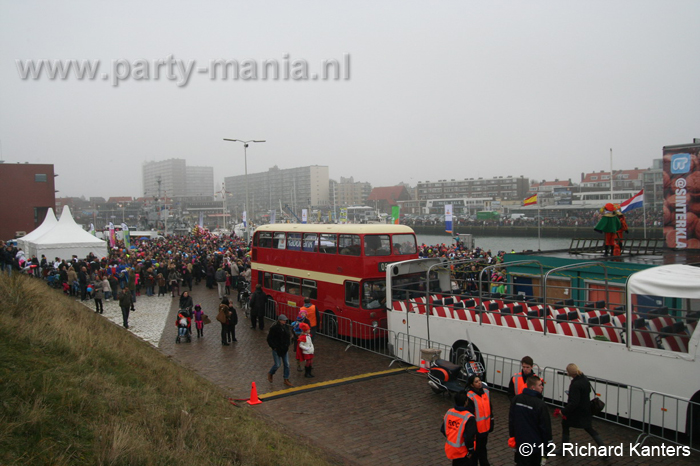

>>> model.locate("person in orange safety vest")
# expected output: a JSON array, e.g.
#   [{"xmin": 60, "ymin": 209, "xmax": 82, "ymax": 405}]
[
  {"xmin": 441, "ymin": 392, "xmax": 477, "ymax": 465},
  {"xmin": 466, "ymin": 375, "xmax": 494, "ymax": 466},
  {"xmin": 508, "ymin": 355, "xmax": 536, "ymax": 401},
  {"xmin": 300, "ymin": 297, "xmax": 319, "ymax": 337}
]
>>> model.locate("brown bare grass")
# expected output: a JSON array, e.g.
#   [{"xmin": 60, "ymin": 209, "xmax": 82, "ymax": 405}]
[{"xmin": 0, "ymin": 274, "xmax": 337, "ymax": 466}]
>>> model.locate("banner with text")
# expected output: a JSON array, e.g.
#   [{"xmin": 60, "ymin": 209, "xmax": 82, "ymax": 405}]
[
  {"xmin": 445, "ymin": 204, "xmax": 453, "ymax": 234},
  {"xmin": 663, "ymin": 145, "xmax": 700, "ymax": 249}
]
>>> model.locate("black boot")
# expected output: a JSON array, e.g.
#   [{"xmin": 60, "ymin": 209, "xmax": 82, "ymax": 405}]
[
  {"xmin": 308, "ymin": 366, "xmax": 315, "ymax": 378},
  {"xmin": 304, "ymin": 366, "xmax": 312, "ymax": 378}
]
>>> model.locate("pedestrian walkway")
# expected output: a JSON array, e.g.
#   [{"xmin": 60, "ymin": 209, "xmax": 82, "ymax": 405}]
[
  {"xmin": 82, "ymin": 283, "xmax": 700, "ymax": 465},
  {"xmin": 81, "ymin": 294, "xmax": 173, "ymax": 346}
]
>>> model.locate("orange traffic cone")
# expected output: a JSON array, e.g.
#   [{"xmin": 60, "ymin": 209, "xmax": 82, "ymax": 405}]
[
  {"xmin": 417, "ymin": 359, "xmax": 429, "ymax": 373},
  {"xmin": 247, "ymin": 382, "xmax": 263, "ymax": 405}
]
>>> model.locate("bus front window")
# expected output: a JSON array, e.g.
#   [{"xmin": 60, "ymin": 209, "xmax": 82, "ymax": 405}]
[
  {"xmin": 391, "ymin": 234, "xmax": 417, "ymax": 255},
  {"xmin": 363, "ymin": 280, "xmax": 386, "ymax": 309},
  {"xmin": 364, "ymin": 235, "xmax": 390, "ymax": 256}
]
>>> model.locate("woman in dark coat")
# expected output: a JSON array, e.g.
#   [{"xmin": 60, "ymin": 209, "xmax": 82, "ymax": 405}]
[{"xmin": 559, "ymin": 363, "xmax": 606, "ymax": 447}]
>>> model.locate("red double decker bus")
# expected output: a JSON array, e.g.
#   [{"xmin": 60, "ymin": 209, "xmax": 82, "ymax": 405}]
[{"xmin": 251, "ymin": 224, "xmax": 418, "ymax": 338}]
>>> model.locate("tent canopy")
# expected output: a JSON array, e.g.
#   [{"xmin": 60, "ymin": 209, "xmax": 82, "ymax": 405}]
[
  {"xmin": 17, "ymin": 208, "xmax": 57, "ymax": 253},
  {"xmin": 28, "ymin": 206, "xmax": 107, "ymax": 260},
  {"xmin": 627, "ymin": 264, "xmax": 700, "ymax": 301}
]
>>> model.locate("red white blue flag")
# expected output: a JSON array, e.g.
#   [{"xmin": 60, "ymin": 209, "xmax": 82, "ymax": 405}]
[{"xmin": 620, "ymin": 189, "xmax": 644, "ymax": 213}]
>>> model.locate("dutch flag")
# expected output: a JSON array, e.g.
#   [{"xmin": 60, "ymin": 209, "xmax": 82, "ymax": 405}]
[{"xmin": 620, "ymin": 189, "xmax": 644, "ymax": 213}]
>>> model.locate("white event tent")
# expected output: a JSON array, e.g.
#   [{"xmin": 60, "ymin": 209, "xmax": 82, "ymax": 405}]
[
  {"xmin": 17, "ymin": 207, "xmax": 57, "ymax": 254},
  {"xmin": 27, "ymin": 205, "xmax": 107, "ymax": 260}
]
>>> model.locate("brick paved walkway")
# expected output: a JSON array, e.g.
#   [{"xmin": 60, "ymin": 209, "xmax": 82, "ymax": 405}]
[{"xmin": 89, "ymin": 283, "xmax": 700, "ymax": 465}]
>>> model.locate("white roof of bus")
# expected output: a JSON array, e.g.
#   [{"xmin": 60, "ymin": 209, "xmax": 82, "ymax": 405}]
[
  {"xmin": 254, "ymin": 224, "xmax": 415, "ymax": 235},
  {"xmin": 627, "ymin": 264, "xmax": 700, "ymax": 300}
]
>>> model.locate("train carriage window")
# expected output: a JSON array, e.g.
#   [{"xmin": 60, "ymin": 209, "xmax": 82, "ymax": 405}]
[
  {"xmin": 258, "ymin": 232, "xmax": 273, "ymax": 248},
  {"xmin": 302, "ymin": 233, "xmax": 318, "ymax": 252},
  {"xmin": 287, "ymin": 276, "xmax": 301, "ymax": 295},
  {"xmin": 391, "ymin": 234, "xmax": 417, "ymax": 255},
  {"xmin": 339, "ymin": 234, "xmax": 361, "ymax": 256},
  {"xmin": 264, "ymin": 272, "xmax": 272, "ymax": 289},
  {"xmin": 273, "ymin": 232, "xmax": 286, "ymax": 249},
  {"xmin": 272, "ymin": 274, "xmax": 285, "ymax": 292},
  {"xmin": 345, "ymin": 281, "xmax": 360, "ymax": 307},
  {"xmin": 287, "ymin": 233, "xmax": 302, "ymax": 251},
  {"xmin": 302, "ymin": 279, "xmax": 317, "ymax": 299},
  {"xmin": 319, "ymin": 234, "xmax": 337, "ymax": 254},
  {"xmin": 364, "ymin": 235, "xmax": 391, "ymax": 256}
]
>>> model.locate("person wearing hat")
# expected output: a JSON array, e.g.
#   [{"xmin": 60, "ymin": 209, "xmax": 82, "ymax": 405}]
[
  {"xmin": 266, "ymin": 314, "xmax": 293, "ymax": 387},
  {"xmin": 297, "ymin": 323, "xmax": 315, "ymax": 378},
  {"xmin": 300, "ymin": 297, "xmax": 319, "ymax": 337}
]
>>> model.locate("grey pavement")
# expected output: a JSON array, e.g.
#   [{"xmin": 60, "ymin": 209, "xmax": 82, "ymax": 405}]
[{"xmin": 84, "ymin": 283, "xmax": 700, "ymax": 465}]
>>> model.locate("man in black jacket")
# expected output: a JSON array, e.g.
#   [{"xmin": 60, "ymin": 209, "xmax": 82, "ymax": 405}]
[
  {"xmin": 509, "ymin": 376, "xmax": 552, "ymax": 466},
  {"xmin": 266, "ymin": 314, "xmax": 292, "ymax": 387},
  {"xmin": 249, "ymin": 284, "xmax": 266, "ymax": 330}
]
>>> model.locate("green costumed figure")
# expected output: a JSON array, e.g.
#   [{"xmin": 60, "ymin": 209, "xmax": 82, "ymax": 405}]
[{"xmin": 594, "ymin": 203, "xmax": 623, "ymax": 256}]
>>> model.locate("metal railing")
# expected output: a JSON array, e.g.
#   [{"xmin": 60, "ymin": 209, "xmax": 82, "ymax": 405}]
[
  {"xmin": 264, "ymin": 298, "xmax": 399, "ymax": 361},
  {"xmin": 644, "ymin": 392, "xmax": 700, "ymax": 452},
  {"xmin": 540, "ymin": 366, "xmax": 648, "ymax": 433},
  {"xmin": 568, "ymin": 237, "xmax": 664, "ymax": 255}
]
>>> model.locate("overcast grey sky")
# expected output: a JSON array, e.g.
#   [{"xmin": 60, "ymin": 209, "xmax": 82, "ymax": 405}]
[{"xmin": 1, "ymin": 0, "xmax": 699, "ymax": 199}]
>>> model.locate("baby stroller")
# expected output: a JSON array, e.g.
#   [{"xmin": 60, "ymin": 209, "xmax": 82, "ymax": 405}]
[
  {"xmin": 237, "ymin": 279, "xmax": 251, "ymax": 318},
  {"xmin": 175, "ymin": 311, "xmax": 192, "ymax": 343}
]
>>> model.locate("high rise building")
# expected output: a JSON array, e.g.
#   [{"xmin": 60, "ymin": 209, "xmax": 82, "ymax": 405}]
[
  {"xmin": 332, "ymin": 176, "xmax": 372, "ymax": 207},
  {"xmin": 224, "ymin": 165, "xmax": 329, "ymax": 217},
  {"xmin": 142, "ymin": 159, "xmax": 214, "ymax": 199},
  {"xmin": 417, "ymin": 176, "xmax": 530, "ymax": 201},
  {"xmin": 186, "ymin": 166, "xmax": 215, "ymax": 198}
]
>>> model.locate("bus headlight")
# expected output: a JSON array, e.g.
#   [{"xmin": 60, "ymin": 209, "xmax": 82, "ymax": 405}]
[{"xmin": 372, "ymin": 321, "xmax": 379, "ymax": 333}]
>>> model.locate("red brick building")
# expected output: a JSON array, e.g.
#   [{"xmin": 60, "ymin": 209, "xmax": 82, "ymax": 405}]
[{"xmin": 0, "ymin": 163, "xmax": 56, "ymax": 240}]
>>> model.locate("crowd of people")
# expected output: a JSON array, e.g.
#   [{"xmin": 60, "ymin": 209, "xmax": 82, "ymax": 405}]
[{"xmin": 403, "ymin": 207, "xmax": 662, "ymax": 229}]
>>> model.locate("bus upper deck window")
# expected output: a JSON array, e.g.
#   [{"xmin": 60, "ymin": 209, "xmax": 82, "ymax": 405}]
[
  {"xmin": 364, "ymin": 235, "xmax": 390, "ymax": 256},
  {"xmin": 287, "ymin": 233, "xmax": 302, "ymax": 251},
  {"xmin": 320, "ymin": 234, "xmax": 337, "ymax": 254},
  {"xmin": 273, "ymin": 232, "xmax": 286, "ymax": 249},
  {"xmin": 259, "ymin": 232, "xmax": 272, "ymax": 248},
  {"xmin": 302, "ymin": 233, "xmax": 318, "ymax": 252},
  {"xmin": 391, "ymin": 234, "xmax": 417, "ymax": 255},
  {"xmin": 339, "ymin": 234, "xmax": 360, "ymax": 256}
]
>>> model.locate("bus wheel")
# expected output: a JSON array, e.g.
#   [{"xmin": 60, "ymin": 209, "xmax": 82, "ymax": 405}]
[{"xmin": 323, "ymin": 312, "xmax": 338, "ymax": 338}]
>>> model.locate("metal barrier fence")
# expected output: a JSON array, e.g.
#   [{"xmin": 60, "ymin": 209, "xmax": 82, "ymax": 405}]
[
  {"xmin": 264, "ymin": 298, "xmax": 398, "ymax": 361},
  {"xmin": 540, "ymin": 366, "xmax": 648, "ymax": 434},
  {"xmin": 392, "ymin": 332, "xmax": 454, "ymax": 368},
  {"xmin": 264, "ymin": 297, "xmax": 699, "ymax": 452},
  {"xmin": 645, "ymin": 392, "xmax": 700, "ymax": 452}
]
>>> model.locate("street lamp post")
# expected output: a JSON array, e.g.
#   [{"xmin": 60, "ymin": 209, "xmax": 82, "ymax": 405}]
[{"xmin": 223, "ymin": 138, "xmax": 266, "ymax": 242}]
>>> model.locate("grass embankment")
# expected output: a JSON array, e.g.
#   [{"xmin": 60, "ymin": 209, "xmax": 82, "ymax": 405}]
[{"xmin": 0, "ymin": 274, "xmax": 335, "ymax": 466}]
